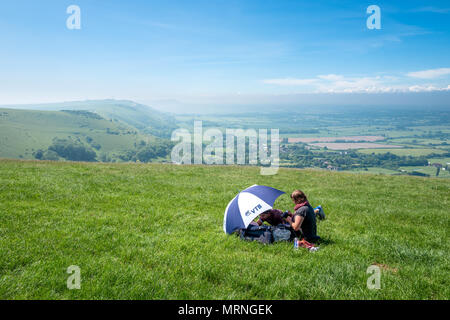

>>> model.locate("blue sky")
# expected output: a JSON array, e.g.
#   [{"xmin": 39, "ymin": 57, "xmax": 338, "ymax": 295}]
[{"xmin": 0, "ymin": 0, "xmax": 449, "ymax": 109}]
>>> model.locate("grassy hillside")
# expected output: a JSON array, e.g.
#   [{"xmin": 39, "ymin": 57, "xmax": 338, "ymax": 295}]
[
  {"xmin": 3, "ymin": 100, "xmax": 176, "ymax": 138},
  {"xmin": 0, "ymin": 108, "xmax": 154, "ymax": 160},
  {"xmin": 0, "ymin": 159, "xmax": 448, "ymax": 299}
]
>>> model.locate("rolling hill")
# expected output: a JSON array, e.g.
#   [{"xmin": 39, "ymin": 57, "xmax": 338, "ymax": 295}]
[
  {"xmin": 3, "ymin": 100, "xmax": 177, "ymax": 138},
  {"xmin": 0, "ymin": 159, "xmax": 448, "ymax": 299},
  {"xmin": 0, "ymin": 100, "xmax": 178, "ymax": 161},
  {"xmin": 0, "ymin": 108, "xmax": 159, "ymax": 160}
]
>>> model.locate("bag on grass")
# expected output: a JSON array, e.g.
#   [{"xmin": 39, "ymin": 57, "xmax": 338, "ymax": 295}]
[
  {"xmin": 272, "ymin": 225, "xmax": 294, "ymax": 242},
  {"xmin": 239, "ymin": 225, "xmax": 273, "ymax": 244}
]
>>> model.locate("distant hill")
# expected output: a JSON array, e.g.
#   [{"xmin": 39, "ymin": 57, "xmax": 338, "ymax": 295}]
[
  {"xmin": 2, "ymin": 100, "xmax": 177, "ymax": 138},
  {"xmin": 0, "ymin": 107, "xmax": 161, "ymax": 161}
]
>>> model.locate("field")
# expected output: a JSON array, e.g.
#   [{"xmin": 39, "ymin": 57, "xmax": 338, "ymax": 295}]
[
  {"xmin": 399, "ymin": 166, "xmax": 450, "ymax": 178},
  {"xmin": 351, "ymin": 167, "xmax": 402, "ymax": 175},
  {"xmin": 358, "ymin": 148, "xmax": 448, "ymax": 157},
  {"xmin": 352, "ymin": 166, "xmax": 450, "ymax": 178},
  {"xmin": 0, "ymin": 159, "xmax": 449, "ymax": 299},
  {"xmin": 287, "ymin": 136, "xmax": 385, "ymax": 143},
  {"xmin": 428, "ymin": 158, "xmax": 450, "ymax": 166},
  {"xmin": 308, "ymin": 143, "xmax": 402, "ymax": 150},
  {"xmin": 386, "ymin": 138, "xmax": 449, "ymax": 146}
]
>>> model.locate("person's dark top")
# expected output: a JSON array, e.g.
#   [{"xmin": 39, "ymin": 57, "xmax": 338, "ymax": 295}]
[
  {"xmin": 293, "ymin": 204, "xmax": 319, "ymax": 242},
  {"xmin": 258, "ymin": 209, "xmax": 285, "ymax": 226}
]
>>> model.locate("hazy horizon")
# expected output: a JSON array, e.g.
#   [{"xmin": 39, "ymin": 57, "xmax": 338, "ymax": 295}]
[{"xmin": 1, "ymin": 93, "xmax": 449, "ymax": 115}]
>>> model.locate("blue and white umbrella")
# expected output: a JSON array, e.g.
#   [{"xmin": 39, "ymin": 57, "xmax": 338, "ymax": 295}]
[{"xmin": 223, "ymin": 185, "xmax": 285, "ymax": 234}]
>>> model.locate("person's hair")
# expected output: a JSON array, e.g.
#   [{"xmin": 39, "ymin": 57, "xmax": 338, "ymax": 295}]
[
  {"xmin": 291, "ymin": 190, "xmax": 308, "ymax": 204},
  {"xmin": 259, "ymin": 212, "xmax": 270, "ymax": 220}
]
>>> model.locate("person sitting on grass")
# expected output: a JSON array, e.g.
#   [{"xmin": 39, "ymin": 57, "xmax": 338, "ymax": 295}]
[{"xmin": 285, "ymin": 189, "xmax": 321, "ymax": 244}]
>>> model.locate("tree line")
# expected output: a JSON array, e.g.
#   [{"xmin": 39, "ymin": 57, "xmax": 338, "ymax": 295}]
[
  {"xmin": 280, "ymin": 143, "xmax": 445, "ymax": 171},
  {"xmin": 33, "ymin": 137, "xmax": 174, "ymax": 163}
]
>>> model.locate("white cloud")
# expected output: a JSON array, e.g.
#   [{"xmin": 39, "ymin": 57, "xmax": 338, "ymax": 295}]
[
  {"xmin": 407, "ymin": 68, "xmax": 450, "ymax": 79},
  {"xmin": 317, "ymin": 74, "xmax": 344, "ymax": 81},
  {"xmin": 320, "ymin": 77, "xmax": 381, "ymax": 91},
  {"xmin": 408, "ymin": 85, "xmax": 450, "ymax": 92},
  {"xmin": 263, "ymin": 75, "xmax": 387, "ymax": 92},
  {"xmin": 263, "ymin": 70, "xmax": 450, "ymax": 93},
  {"xmin": 262, "ymin": 78, "xmax": 318, "ymax": 86}
]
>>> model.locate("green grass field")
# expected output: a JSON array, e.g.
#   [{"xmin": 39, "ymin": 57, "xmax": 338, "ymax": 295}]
[
  {"xmin": 399, "ymin": 166, "xmax": 450, "ymax": 178},
  {"xmin": 358, "ymin": 148, "xmax": 447, "ymax": 156},
  {"xmin": 0, "ymin": 159, "xmax": 449, "ymax": 299},
  {"xmin": 428, "ymin": 158, "xmax": 450, "ymax": 166},
  {"xmin": 351, "ymin": 167, "xmax": 402, "ymax": 175},
  {"xmin": 387, "ymin": 138, "xmax": 449, "ymax": 146}
]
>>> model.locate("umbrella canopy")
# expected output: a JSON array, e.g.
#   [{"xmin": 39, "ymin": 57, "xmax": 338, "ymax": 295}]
[{"xmin": 223, "ymin": 185, "xmax": 285, "ymax": 234}]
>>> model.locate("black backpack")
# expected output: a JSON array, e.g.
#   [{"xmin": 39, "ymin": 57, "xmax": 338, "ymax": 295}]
[{"xmin": 239, "ymin": 225, "xmax": 273, "ymax": 244}]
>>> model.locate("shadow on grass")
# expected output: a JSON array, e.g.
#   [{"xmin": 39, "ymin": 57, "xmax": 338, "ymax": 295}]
[{"xmin": 317, "ymin": 237, "xmax": 335, "ymax": 246}]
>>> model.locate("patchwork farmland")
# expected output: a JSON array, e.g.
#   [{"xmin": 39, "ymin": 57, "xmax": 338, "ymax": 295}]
[
  {"xmin": 287, "ymin": 136, "xmax": 386, "ymax": 143},
  {"xmin": 308, "ymin": 143, "xmax": 402, "ymax": 150}
]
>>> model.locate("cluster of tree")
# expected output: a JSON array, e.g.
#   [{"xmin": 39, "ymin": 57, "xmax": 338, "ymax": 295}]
[
  {"xmin": 34, "ymin": 138, "xmax": 97, "ymax": 162},
  {"xmin": 85, "ymin": 136, "xmax": 101, "ymax": 150},
  {"xmin": 33, "ymin": 136, "xmax": 174, "ymax": 163},
  {"xmin": 99, "ymin": 140, "xmax": 174, "ymax": 163},
  {"xmin": 135, "ymin": 141, "xmax": 173, "ymax": 162},
  {"xmin": 48, "ymin": 138, "xmax": 97, "ymax": 161},
  {"xmin": 61, "ymin": 110, "xmax": 104, "ymax": 120},
  {"xmin": 106, "ymin": 128, "xmax": 120, "ymax": 135},
  {"xmin": 33, "ymin": 149, "xmax": 60, "ymax": 161},
  {"xmin": 280, "ymin": 144, "xmax": 431, "ymax": 170},
  {"xmin": 408, "ymin": 171, "xmax": 430, "ymax": 177}
]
